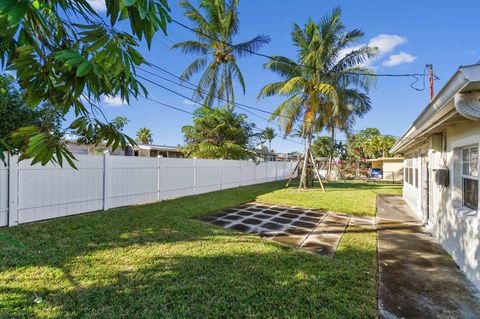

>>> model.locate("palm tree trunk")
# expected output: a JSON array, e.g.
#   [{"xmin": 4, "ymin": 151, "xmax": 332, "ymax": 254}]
[
  {"xmin": 268, "ymin": 140, "xmax": 271, "ymax": 152},
  {"xmin": 299, "ymin": 130, "xmax": 313, "ymax": 189},
  {"xmin": 326, "ymin": 126, "xmax": 335, "ymax": 180},
  {"xmin": 224, "ymin": 65, "xmax": 231, "ymax": 111}
]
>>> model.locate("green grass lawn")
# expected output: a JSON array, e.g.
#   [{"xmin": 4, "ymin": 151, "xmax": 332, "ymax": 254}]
[
  {"xmin": 257, "ymin": 180, "xmax": 402, "ymax": 216},
  {"xmin": 0, "ymin": 180, "xmax": 398, "ymax": 318}
]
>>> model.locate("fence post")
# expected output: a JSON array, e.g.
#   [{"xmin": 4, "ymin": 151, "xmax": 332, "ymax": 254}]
[
  {"xmin": 275, "ymin": 161, "xmax": 278, "ymax": 181},
  {"xmin": 193, "ymin": 157, "xmax": 197, "ymax": 195},
  {"xmin": 265, "ymin": 161, "xmax": 268, "ymax": 182},
  {"xmin": 103, "ymin": 151, "xmax": 110, "ymax": 211},
  {"xmin": 239, "ymin": 160, "xmax": 242, "ymax": 187},
  {"xmin": 253, "ymin": 160, "xmax": 257, "ymax": 183},
  {"xmin": 157, "ymin": 155, "xmax": 162, "ymax": 201},
  {"xmin": 219, "ymin": 158, "xmax": 223, "ymax": 190},
  {"xmin": 8, "ymin": 154, "xmax": 18, "ymax": 227}
]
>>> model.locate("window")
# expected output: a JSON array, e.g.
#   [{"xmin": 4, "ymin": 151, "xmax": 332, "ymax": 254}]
[{"xmin": 461, "ymin": 146, "xmax": 479, "ymax": 210}]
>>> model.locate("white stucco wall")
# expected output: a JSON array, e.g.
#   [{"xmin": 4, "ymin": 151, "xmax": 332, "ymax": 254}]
[{"xmin": 402, "ymin": 121, "xmax": 480, "ymax": 290}]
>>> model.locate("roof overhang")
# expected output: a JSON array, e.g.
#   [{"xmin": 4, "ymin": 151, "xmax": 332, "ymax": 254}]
[{"xmin": 391, "ymin": 64, "xmax": 480, "ymax": 154}]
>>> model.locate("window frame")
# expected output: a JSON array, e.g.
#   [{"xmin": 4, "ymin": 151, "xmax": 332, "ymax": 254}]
[{"xmin": 461, "ymin": 145, "xmax": 479, "ymax": 211}]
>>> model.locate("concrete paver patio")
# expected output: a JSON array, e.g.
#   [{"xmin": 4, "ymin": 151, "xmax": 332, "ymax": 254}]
[
  {"xmin": 199, "ymin": 202, "xmax": 372, "ymax": 257},
  {"xmin": 377, "ymin": 195, "xmax": 480, "ymax": 319}
]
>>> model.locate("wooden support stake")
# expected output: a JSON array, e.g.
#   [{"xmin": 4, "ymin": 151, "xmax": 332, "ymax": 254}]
[
  {"xmin": 309, "ymin": 151, "xmax": 325, "ymax": 192},
  {"xmin": 285, "ymin": 159, "xmax": 300, "ymax": 188}
]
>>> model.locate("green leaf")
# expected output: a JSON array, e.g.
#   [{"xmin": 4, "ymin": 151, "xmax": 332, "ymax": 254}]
[
  {"xmin": 123, "ymin": 0, "xmax": 136, "ymax": 6},
  {"xmin": 7, "ymin": 2, "xmax": 28, "ymax": 26},
  {"xmin": 0, "ymin": 0, "xmax": 14, "ymax": 13},
  {"xmin": 55, "ymin": 50, "xmax": 83, "ymax": 60},
  {"xmin": 76, "ymin": 61, "xmax": 93, "ymax": 77}
]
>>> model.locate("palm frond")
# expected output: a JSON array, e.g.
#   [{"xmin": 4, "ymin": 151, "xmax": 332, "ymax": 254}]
[
  {"xmin": 233, "ymin": 35, "xmax": 271, "ymax": 57},
  {"xmin": 179, "ymin": 56, "xmax": 208, "ymax": 82},
  {"xmin": 170, "ymin": 40, "xmax": 210, "ymax": 55},
  {"xmin": 257, "ymin": 81, "xmax": 289, "ymax": 99}
]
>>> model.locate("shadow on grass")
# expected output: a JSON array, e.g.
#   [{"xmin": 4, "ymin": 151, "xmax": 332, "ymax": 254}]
[
  {"xmin": 286, "ymin": 179, "xmax": 402, "ymax": 191},
  {"xmin": 0, "ymin": 181, "xmax": 380, "ymax": 318},
  {"xmin": 1, "ymin": 243, "xmax": 377, "ymax": 319}
]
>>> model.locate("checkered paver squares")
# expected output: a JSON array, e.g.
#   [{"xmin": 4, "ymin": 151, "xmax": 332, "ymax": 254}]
[{"xmin": 199, "ymin": 203, "xmax": 371, "ymax": 257}]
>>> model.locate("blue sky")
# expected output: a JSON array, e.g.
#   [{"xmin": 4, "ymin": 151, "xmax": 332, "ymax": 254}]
[{"xmin": 88, "ymin": 0, "xmax": 480, "ymax": 153}]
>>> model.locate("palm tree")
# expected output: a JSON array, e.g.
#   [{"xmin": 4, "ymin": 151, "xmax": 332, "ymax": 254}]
[
  {"xmin": 258, "ymin": 8, "xmax": 376, "ymax": 189},
  {"xmin": 136, "ymin": 127, "xmax": 153, "ymax": 144},
  {"xmin": 172, "ymin": 0, "xmax": 270, "ymax": 110},
  {"xmin": 262, "ymin": 127, "xmax": 276, "ymax": 151},
  {"xmin": 321, "ymin": 85, "xmax": 372, "ymax": 180}
]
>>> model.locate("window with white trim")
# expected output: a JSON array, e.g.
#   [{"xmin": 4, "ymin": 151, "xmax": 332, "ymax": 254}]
[{"xmin": 461, "ymin": 146, "xmax": 478, "ymax": 211}]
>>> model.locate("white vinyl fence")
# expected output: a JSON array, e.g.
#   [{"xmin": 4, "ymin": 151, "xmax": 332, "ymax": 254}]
[{"xmin": 0, "ymin": 153, "xmax": 296, "ymax": 227}]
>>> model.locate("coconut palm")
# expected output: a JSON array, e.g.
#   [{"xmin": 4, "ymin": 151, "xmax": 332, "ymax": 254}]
[
  {"xmin": 258, "ymin": 8, "xmax": 376, "ymax": 188},
  {"xmin": 136, "ymin": 128, "xmax": 153, "ymax": 144},
  {"xmin": 262, "ymin": 127, "xmax": 277, "ymax": 151},
  {"xmin": 320, "ymin": 85, "xmax": 372, "ymax": 179},
  {"xmin": 172, "ymin": 0, "xmax": 270, "ymax": 110}
]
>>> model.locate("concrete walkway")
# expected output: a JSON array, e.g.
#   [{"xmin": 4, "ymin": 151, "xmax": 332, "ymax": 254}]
[{"xmin": 376, "ymin": 195, "xmax": 480, "ymax": 319}]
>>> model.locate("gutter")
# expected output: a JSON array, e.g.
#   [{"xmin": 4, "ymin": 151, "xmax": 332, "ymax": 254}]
[{"xmin": 391, "ymin": 64, "xmax": 480, "ymax": 154}]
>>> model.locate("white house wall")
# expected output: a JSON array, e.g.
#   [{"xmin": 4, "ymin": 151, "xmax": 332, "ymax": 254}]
[{"xmin": 402, "ymin": 121, "xmax": 480, "ymax": 289}]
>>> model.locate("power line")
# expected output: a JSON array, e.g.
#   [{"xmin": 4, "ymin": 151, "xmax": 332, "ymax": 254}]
[
  {"xmin": 141, "ymin": 63, "xmax": 405, "ymax": 138},
  {"xmin": 138, "ymin": 86, "xmax": 305, "ymax": 146},
  {"xmin": 171, "ymin": 18, "xmax": 440, "ymax": 81}
]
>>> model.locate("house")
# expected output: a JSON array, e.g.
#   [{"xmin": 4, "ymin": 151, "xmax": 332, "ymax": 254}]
[
  {"xmin": 126, "ymin": 144, "xmax": 184, "ymax": 158},
  {"xmin": 66, "ymin": 141, "xmax": 184, "ymax": 158},
  {"xmin": 252, "ymin": 144, "xmax": 277, "ymax": 162},
  {"xmin": 390, "ymin": 63, "xmax": 480, "ymax": 289},
  {"xmin": 368, "ymin": 157, "xmax": 404, "ymax": 183},
  {"xmin": 66, "ymin": 141, "xmax": 126, "ymax": 156}
]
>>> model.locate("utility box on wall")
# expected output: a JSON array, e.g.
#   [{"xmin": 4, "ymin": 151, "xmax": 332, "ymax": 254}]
[{"xmin": 434, "ymin": 169, "xmax": 449, "ymax": 187}]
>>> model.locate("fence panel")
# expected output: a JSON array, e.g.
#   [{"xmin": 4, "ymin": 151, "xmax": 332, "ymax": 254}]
[
  {"xmin": 160, "ymin": 158, "xmax": 195, "ymax": 199},
  {"xmin": 0, "ymin": 159, "xmax": 8, "ymax": 227},
  {"xmin": 255, "ymin": 162, "xmax": 268, "ymax": 183},
  {"xmin": 109, "ymin": 156, "xmax": 158, "ymax": 208},
  {"xmin": 240, "ymin": 161, "xmax": 256, "ymax": 186},
  {"xmin": 17, "ymin": 155, "xmax": 104, "ymax": 224},
  {"xmin": 196, "ymin": 159, "xmax": 221, "ymax": 194},
  {"xmin": 221, "ymin": 160, "xmax": 241, "ymax": 189},
  {"xmin": 0, "ymin": 154, "xmax": 296, "ymax": 227},
  {"xmin": 266, "ymin": 161, "xmax": 277, "ymax": 182}
]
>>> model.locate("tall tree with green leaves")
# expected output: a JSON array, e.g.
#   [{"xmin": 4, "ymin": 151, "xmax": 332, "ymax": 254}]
[
  {"xmin": 136, "ymin": 127, "xmax": 154, "ymax": 145},
  {"xmin": 172, "ymin": 0, "xmax": 270, "ymax": 110},
  {"xmin": 0, "ymin": 74, "xmax": 64, "ymax": 163},
  {"xmin": 262, "ymin": 127, "xmax": 276, "ymax": 151},
  {"xmin": 257, "ymin": 7, "xmax": 375, "ymax": 188},
  {"xmin": 181, "ymin": 106, "xmax": 257, "ymax": 159},
  {"xmin": 0, "ymin": 0, "xmax": 171, "ymax": 166}
]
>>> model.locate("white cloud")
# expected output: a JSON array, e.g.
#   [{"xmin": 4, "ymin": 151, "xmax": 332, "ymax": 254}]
[
  {"xmin": 382, "ymin": 52, "xmax": 417, "ymax": 67},
  {"xmin": 337, "ymin": 34, "xmax": 414, "ymax": 69},
  {"xmin": 103, "ymin": 95, "xmax": 125, "ymax": 107},
  {"xmin": 368, "ymin": 34, "xmax": 406, "ymax": 55},
  {"xmin": 87, "ymin": 0, "xmax": 106, "ymax": 12},
  {"xmin": 183, "ymin": 99, "xmax": 198, "ymax": 106}
]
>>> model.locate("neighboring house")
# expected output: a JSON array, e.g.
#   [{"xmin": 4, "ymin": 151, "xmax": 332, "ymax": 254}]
[
  {"xmin": 368, "ymin": 157, "xmax": 404, "ymax": 183},
  {"xmin": 253, "ymin": 144, "xmax": 277, "ymax": 162},
  {"xmin": 66, "ymin": 141, "xmax": 126, "ymax": 156},
  {"xmin": 390, "ymin": 63, "xmax": 480, "ymax": 289},
  {"xmin": 126, "ymin": 144, "xmax": 184, "ymax": 158}
]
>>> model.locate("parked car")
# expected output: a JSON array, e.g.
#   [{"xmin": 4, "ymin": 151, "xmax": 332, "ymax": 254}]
[{"xmin": 370, "ymin": 168, "xmax": 383, "ymax": 179}]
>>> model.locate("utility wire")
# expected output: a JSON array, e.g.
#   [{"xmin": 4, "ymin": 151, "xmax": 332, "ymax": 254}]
[
  {"xmin": 141, "ymin": 63, "xmax": 407, "ymax": 139},
  {"xmin": 171, "ymin": 18, "xmax": 440, "ymax": 81},
  {"xmin": 138, "ymin": 84, "xmax": 305, "ymax": 146}
]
